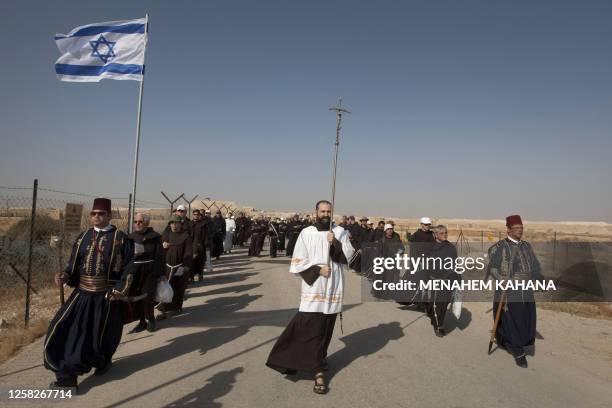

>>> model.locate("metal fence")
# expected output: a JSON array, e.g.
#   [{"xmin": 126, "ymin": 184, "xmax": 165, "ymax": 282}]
[{"xmin": 0, "ymin": 181, "xmax": 170, "ymax": 327}]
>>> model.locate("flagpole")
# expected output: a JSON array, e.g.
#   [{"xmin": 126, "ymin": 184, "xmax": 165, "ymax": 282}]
[{"xmin": 128, "ymin": 13, "xmax": 149, "ymax": 233}]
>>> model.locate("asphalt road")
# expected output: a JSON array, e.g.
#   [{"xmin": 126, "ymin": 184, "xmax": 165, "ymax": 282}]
[{"xmin": 1, "ymin": 247, "xmax": 611, "ymax": 407}]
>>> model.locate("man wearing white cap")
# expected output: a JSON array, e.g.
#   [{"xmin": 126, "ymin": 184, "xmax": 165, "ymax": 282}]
[{"xmin": 164, "ymin": 204, "xmax": 192, "ymax": 236}]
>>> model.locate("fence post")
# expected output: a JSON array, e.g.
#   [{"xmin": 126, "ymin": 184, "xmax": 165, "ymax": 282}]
[
  {"xmin": 25, "ymin": 178, "xmax": 38, "ymax": 327},
  {"xmin": 481, "ymin": 230, "xmax": 484, "ymax": 251},
  {"xmin": 127, "ymin": 193, "xmax": 133, "ymax": 233},
  {"xmin": 552, "ymin": 231, "xmax": 557, "ymax": 272}
]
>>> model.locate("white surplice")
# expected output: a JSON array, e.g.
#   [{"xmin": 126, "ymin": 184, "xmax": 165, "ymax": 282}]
[{"xmin": 289, "ymin": 225, "xmax": 354, "ymax": 314}]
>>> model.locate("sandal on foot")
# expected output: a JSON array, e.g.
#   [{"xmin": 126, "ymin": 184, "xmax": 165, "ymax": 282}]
[{"xmin": 313, "ymin": 372, "xmax": 328, "ymax": 394}]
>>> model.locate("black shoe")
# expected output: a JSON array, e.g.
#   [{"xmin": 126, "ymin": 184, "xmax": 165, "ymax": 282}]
[
  {"xmin": 515, "ymin": 355, "xmax": 528, "ymax": 368},
  {"xmin": 50, "ymin": 377, "xmax": 77, "ymax": 388},
  {"xmin": 129, "ymin": 320, "xmax": 147, "ymax": 334},
  {"xmin": 434, "ymin": 327, "xmax": 446, "ymax": 337},
  {"xmin": 146, "ymin": 320, "xmax": 157, "ymax": 332},
  {"xmin": 94, "ymin": 360, "xmax": 112, "ymax": 376}
]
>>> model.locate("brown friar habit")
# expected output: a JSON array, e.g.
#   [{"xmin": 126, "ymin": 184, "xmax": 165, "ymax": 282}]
[
  {"xmin": 128, "ymin": 227, "xmax": 165, "ymax": 323},
  {"xmin": 160, "ymin": 230, "xmax": 192, "ymax": 312},
  {"xmin": 266, "ymin": 221, "xmax": 347, "ymax": 374}
]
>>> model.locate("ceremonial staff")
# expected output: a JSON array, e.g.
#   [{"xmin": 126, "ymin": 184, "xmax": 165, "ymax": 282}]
[
  {"xmin": 488, "ymin": 290, "xmax": 507, "ymax": 354},
  {"xmin": 327, "ymin": 97, "xmax": 350, "ymax": 265}
]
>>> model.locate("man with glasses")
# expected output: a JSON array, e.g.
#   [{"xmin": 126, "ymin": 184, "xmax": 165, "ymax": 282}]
[
  {"xmin": 44, "ymin": 198, "xmax": 134, "ymax": 389},
  {"xmin": 164, "ymin": 204, "xmax": 192, "ymax": 236},
  {"xmin": 128, "ymin": 213, "xmax": 164, "ymax": 333}
]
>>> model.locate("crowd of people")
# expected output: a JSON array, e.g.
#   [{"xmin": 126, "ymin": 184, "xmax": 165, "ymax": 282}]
[{"xmin": 43, "ymin": 198, "xmax": 542, "ymax": 394}]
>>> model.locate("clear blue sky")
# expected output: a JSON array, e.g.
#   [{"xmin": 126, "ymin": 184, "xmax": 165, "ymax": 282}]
[{"xmin": 1, "ymin": 0, "xmax": 611, "ymax": 221}]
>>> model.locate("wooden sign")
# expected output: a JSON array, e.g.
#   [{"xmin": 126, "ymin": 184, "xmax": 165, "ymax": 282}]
[{"xmin": 64, "ymin": 203, "xmax": 83, "ymax": 235}]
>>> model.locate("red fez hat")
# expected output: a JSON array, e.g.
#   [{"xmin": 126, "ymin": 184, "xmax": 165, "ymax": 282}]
[
  {"xmin": 92, "ymin": 198, "xmax": 112, "ymax": 213},
  {"xmin": 506, "ymin": 214, "xmax": 523, "ymax": 227}
]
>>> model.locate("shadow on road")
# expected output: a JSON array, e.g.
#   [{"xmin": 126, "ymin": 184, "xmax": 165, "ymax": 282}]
[
  {"xmin": 189, "ymin": 283, "xmax": 262, "ymax": 299},
  {"xmin": 163, "ymin": 367, "xmax": 244, "ymax": 408},
  {"xmin": 444, "ymin": 307, "xmax": 473, "ymax": 334},
  {"xmin": 327, "ymin": 321, "xmax": 404, "ymax": 384}
]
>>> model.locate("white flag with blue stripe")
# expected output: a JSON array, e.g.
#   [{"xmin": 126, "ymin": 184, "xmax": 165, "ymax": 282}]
[{"xmin": 55, "ymin": 18, "xmax": 147, "ymax": 82}]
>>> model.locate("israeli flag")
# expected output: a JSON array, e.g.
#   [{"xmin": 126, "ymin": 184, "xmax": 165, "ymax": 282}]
[{"xmin": 55, "ymin": 18, "xmax": 147, "ymax": 82}]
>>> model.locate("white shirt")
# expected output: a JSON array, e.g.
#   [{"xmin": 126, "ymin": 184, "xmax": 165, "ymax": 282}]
[
  {"xmin": 289, "ymin": 225, "xmax": 354, "ymax": 314},
  {"xmin": 225, "ymin": 218, "xmax": 236, "ymax": 232},
  {"xmin": 507, "ymin": 235, "xmax": 520, "ymax": 244}
]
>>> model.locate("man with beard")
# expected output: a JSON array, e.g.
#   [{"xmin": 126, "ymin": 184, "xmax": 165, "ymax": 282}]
[
  {"xmin": 191, "ymin": 209, "xmax": 210, "ymax": 281},
  {"xmin": 266, "ymin": 200, "xmax": 353, "ymax": 395},
  {"xmin": 158, "ymin": 216, "xmax": 192, "ymax": 320},
  {"xmin": 285, "ymin": 214, "xmax": 304, "ymax": 257},
  {"xmin": 44, "ymin": 198, "xmax": 134, "ymax": 389},
  {"xmin": 485, "ymin": 214, "xmax": 543, "ymax": 368},
  {"xmin": 425, "ymin": 225, "xmax": 460, "ymax": 337},
  {"xmin": 248, "ymin": 215, "xmax": 267, "ymax": 257},
  {"xmin": 127, "ymin": 213, "xmax": 164, "ymax": 333},
  {"xmin": 278, "ymin": 218, "xmax": 288, "ymax": 251},
  {"xmin": 210, "ymin": 210, "xmax": 226, "ymax": 261}
]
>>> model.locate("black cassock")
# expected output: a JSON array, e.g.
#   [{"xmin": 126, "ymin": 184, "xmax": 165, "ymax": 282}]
[
  {"xmin": 128, "ymin": 227, "xmax": 164, "ymax": 323},
  {"xmin": 210, "ymin": 216, "xmax": 226, "ymax": 258},
  {"xmin": 235, "ymin": 216, "xmax": 251, "ymax": 246},
  {"xmin": 160, "ymin": 230, "xmax": 192, "ymax": 312},
  {"xmin": 285, "ymin": 220, "xmax": 304, "ymax": 257},
  {"xmin": 486, "ymin": 238, "xmax": 542, "ymax": 358},
  {"xmin": 191, "ymin": 219, "xmax": 210, "ymax": 277},
  {"xmin": 248, "ymin": 221, "xmax": 266, "ymax": 256},
  {"xmin": 278, "ymin": 222, "xmax": 287, "ymax": 250},
  {"xmin": 44, "ymin": 226, "xmax": 134, "ymax": 382}
]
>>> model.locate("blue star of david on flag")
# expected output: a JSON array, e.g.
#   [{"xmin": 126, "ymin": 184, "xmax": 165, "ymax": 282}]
[
  {"xmin": 89, "ymin": 35, "xmax": 116, "ymax": 63},
  {"xmin": 54, "ymin": 17, "xmax": 146, "ymax": 82}
]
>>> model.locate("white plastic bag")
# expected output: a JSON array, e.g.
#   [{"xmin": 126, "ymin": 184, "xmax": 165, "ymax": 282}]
[
  {"xmin": 155, "ymin": 279, "xmax": 174, "ymax": 303},
  {"xmin": 451, "ymin": 289, "xmax": 462, "ymax": 319}
]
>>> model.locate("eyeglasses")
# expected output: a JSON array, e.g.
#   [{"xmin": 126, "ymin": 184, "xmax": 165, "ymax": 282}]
[{"xmin": 90, "ymin": 211, "xmax": 107, "ymax": 217}]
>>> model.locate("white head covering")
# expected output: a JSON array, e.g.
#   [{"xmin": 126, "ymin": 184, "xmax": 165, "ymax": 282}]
[
  {"xmin": 420, "ymin": 217, "xmax": 432, "ymax": 224},
  {"xmin": 176, "ymin": 204, "xmax": 186, "ymax": 211},
  {"xmin": 384, "ymin": 223, "xmax": 393, "ymax": 231}
]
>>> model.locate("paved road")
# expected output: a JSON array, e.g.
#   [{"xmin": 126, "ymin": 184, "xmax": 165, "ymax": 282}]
[{"xmin": 1, "ymin": 248, "xmax": 611, "ymax": 407}]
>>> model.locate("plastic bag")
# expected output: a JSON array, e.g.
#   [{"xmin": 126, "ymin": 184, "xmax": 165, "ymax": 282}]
[
  {"xmin": 451, "ymin": 289, "xmax": 462, "ymax": 319},
  {"xmin": 174, "ymin": 266, "xmax": 184, "ymax": 277},
  {"xmin": 155, "ymin": 279, "xmax": 174, "ymax": 303}
]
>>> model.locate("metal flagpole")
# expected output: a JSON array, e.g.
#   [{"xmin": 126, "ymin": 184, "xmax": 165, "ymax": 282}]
[
  {"xmin": 129, "ymin": 13, "xmax": 149, "ymax": 233},
  {"xmin": 327, "ymin": 98, "xmax": 350, "ymax": 263}
]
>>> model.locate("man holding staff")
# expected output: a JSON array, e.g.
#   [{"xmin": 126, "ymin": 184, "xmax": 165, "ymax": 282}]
[
  {"xmin": 44, "ymin": 198, "xmax": 134, "ymax": 389},
  {"xmin": 266, "ymin": 200, "xmax": 353, "ymax": 394},
  {"xmin": 486, "ymin": 214, "xmax": 543, "ymax": 368}
]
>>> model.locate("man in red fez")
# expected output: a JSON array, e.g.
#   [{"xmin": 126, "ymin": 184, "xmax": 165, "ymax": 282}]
[
  {"xmin": 485, "ymin": 214, "xmax": 544, "ymax": 368},
  {"xmin": 44, "ymin": 198, "xmax": 134, "ymax": 389}
]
